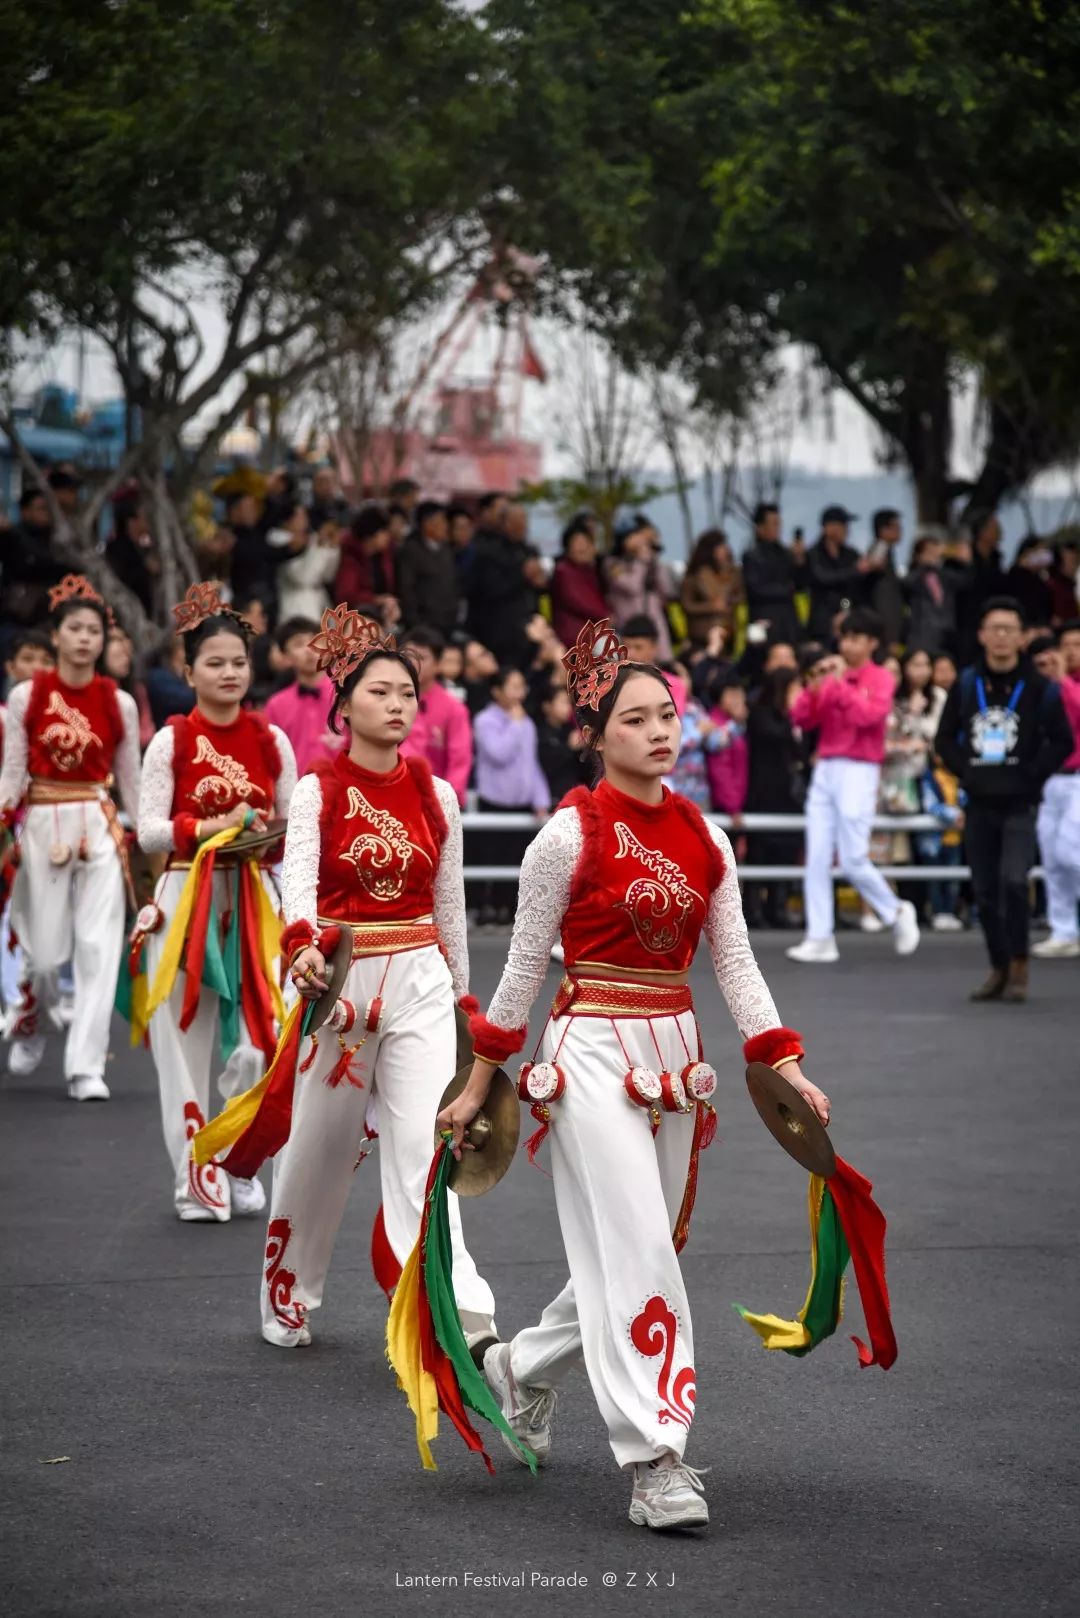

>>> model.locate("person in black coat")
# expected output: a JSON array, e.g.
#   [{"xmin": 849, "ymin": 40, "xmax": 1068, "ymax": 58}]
[
  {"xmin": 953, "ymin": 510, "xmax": 1005, "ymax": 664},
  {"xmin": 935, "ymin": 595, "xmax": 1073, "ymax": 1001},
  {"xmin": 106, "ymin": 492, "xmax": 160, "ymax": 616},
  {"xmin": 536, "ymin": 683, "xmax": 590, "ymax": 802},
  {"xmin": 741, "ymin": 502, "xmax": 805, "ymax": 646},
  {"xmin": 465, "ymin": 492, "xmax": 536, "ymax": 668},
  {"xmin": 743, "ymin": 666, "xmax": 805, "ymax": 928},
  {"xmin": 904, "ymin": 535, "xmax": 971, "ymax": 655},
  {"xmin": 397, "ymin": 501, "xmax": 460, "ymax": 636},
  {"xmin": 805, "ymin": 505, "xmax": 866, "ymax": 639}
]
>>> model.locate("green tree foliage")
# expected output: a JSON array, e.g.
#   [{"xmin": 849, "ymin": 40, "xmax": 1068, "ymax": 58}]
[{"xmin": 489, "ymin": 0, "xmax": 1080, "ymax": 520}]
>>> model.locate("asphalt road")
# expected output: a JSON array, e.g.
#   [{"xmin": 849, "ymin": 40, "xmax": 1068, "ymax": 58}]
[{"xmin": 2, "ymin": 931, "xmax": 1077, "ymax": 1618}]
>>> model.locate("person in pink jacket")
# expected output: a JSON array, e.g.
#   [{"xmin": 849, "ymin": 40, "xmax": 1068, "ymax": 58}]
[
  {"xmin": 263, "ymin": 616, "xmax": 345, "ymax": 775},
  {"xmin": 398, "ymin": 627, "xmax": 473, "ymax": 807},
  {"xmin": 786, "ymin": 608, "xmax": 921, "ymax": 963}
]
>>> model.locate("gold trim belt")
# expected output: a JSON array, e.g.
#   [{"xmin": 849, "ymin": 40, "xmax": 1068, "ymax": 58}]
[
  {"xmin": 317, "ymin": 914, "xmax": 440, "ymax": 959},
  {"xmin": 27, "ymin": 780, "xmax": 109, "ymax": 804},
  {"xmin": 551, "ymin": 975, "xmax": 694, "ymax": 1020}
]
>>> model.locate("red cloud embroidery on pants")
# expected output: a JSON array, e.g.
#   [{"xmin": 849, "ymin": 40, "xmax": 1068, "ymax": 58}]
[
  {"xmin": 629, "ymin": 1293, "xmax": 696, "ymax": 1429},
  {"xmin": 183, "ymin": 1100, "xmax": 227, "ymax": 1211},
  {"xmin": 264, "ymin": 1216, "xmax": 308, "ymax": 1330}
]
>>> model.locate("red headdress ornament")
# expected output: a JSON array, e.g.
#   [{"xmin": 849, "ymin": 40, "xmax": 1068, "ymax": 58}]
[
  {"xmin": 562, "ymin": 617, "xmax": 629, "ymax": 710},
  {"xmin": 48, "ymin": 573, "xmax": 116, "ymax": 629},
  {"xmin": 310, "ymin": 602, "xmax": 397, "ymax": 686},
  {"xmin": 172, "ymin": 582, "xmax": 252, "ymax": 639}
]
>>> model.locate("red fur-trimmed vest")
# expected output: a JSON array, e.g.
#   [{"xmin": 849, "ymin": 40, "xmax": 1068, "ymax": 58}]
[
  {"xmin": 560, "ymin": 779, "xmax": 725, "ymax": 973},
  {"xmin": 25, "ymin": 669, "xmax": 123, "ymax": 781},
  {"xmin": 309, "ymin": 752, "xmax": 447, "ymax": 921},
  {"xmin": 168, "ymin": 709, "xmax": 282, "ymax": 857}
]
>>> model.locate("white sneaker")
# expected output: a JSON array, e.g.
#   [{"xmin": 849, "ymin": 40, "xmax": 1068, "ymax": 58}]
[
  {"xmin": 67, "ymin": 1073, "xmax": 110, "ymax": 1102},
  {"xmin": 892, "ymin": 899, "xmax": 921, "ymax": 956},
  {"xmin": 931, "ymin": 913, "xmax": 963, "ymax": 932},
  {"xmin": 261, "ymin": 1320, "xmax": 312, "ymax": 1348},
  {"xmin": 629, "ymin": 1454, "xmax": 709, "ymax": 1530},
  {"xmin": 785, "ymin": 937, "xmax": 840, "ymax": 964},
  {"xmin": 859, "ymin": 912, "xmax": 885, "ymax": 933},
  {"xmin": 178, "ymin": 1204, "xmax": 230, "ymax": 1223},
  {"xmin": 1031, "ymin": 936, "xmax": 1080, "ymax": 959},
  {"xmin": 483, "ymin": 1341, "xmax": 557, "ymax": 1466},
  {"xmin": 8, "ymin": 1033, "xmax": 46, "ymax": 1075},
  {"xmin": 228, "ymin": 1175, "xmax": 267, "ymax": 1216}
]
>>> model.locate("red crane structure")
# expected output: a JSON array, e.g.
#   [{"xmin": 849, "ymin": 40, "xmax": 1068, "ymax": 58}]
[{"xmin": 352, "ymin": 248, "xmax": 546, "ymax": 504}]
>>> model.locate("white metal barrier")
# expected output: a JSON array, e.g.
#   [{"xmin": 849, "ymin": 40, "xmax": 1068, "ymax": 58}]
[{"xmin": 460, "ymin": 811, "xmax": 1044, "ymax": 883}]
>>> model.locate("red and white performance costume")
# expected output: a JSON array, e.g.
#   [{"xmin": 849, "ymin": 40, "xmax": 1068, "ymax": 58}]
[
  {"xmin": 262, "ymin": 751, "xmax": 496, "ymax": 1344},
  {"xmin": 138, "ymin": 710, "xmax": 297, "ymax": 1219},
  {"xmin": 0, "ymin": 669, "xmax": 141, "ymax": 1081},
  {"xmin": 471, "ymin": 776, "xmax": 802, "ymax": 1468}
]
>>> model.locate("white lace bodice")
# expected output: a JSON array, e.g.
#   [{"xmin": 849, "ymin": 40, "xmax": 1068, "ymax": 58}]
[
  {"xmin": 280, "ymin": 770, "xmax": 468, "ymax": 999},
  {"xmin": 0, "ymin": 679, "xmax": 141, "ymax": 819},
  {"xmin": 137, "ymin": 722, "xmax": 297, "ymax": 852},
  {"xmin": 484, "ymin": 807, "xmax": 782, "ymax": 1041}
]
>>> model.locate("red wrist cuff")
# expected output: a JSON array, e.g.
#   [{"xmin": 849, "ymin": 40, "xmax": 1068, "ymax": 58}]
[
  {"xmin": 469, "ymin": 1012, "xmax": 527, "ymax": 1065},
  {"xmin": 173, "ymin": 814, "xmax": 200, "ymax": 859},
  {"xmin": 317, "ymin": 924, "xmax": 343, "ymax": 958},
  {"xmin": 743, "ymin": 1026, "xmax": 805, "ymax": 1069},
  {"xmin": 280, "ymin": 920, "xmax": 315, "ymax": 964},
  {"xmin": 457, "ymin": 994, "xmax": 481, "ymax": 1017}
]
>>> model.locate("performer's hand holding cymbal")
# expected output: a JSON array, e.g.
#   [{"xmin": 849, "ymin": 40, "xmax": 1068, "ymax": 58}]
[
  {"xmin": 290, "ymin": 945, "xmax": 329, "ymax": 999},
  {"xmin": 774, "ymin": 1060, "xmax": 831, "ymax": 1125},
  {"xmin": 437, "ymin": 1058, "xmax": 494, "ymax": 1159}
]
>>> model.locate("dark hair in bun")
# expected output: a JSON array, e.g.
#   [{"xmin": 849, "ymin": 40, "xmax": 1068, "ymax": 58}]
[
  {"xmin": 329, "ymin": 648, "xmax": 421, "ymax": 734},
  {"xmin": 183, "ymin": 611, "xmax": 254, "ymax": 666},
  {"xmin": 52, "ymin": 595, "xmax": 109, "ymax": 634}
]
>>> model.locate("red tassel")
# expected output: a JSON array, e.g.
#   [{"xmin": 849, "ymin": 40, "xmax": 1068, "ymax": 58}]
[
  {"xmin": 325, "ymin": 1040, "xmax": 365, "ymax": 1090},
  {"xmin": 523, "ymin": 1102, "xmax": 553, "ymax": 1172},
  {"xmin": 699, "ymin": 1101, "xmax": 718, "ymax": 1150},
  {"xmin": 299, "ymin": 1032, "xmax": 319, "ymax": 1074},
  {"xmin": 827, "ymin": 1155, "xmax": 898, "ymax": 1370}
]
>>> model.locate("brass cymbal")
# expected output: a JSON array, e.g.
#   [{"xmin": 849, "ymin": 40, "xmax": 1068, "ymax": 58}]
[
  {"xmin": 435, "ymin": 1065, "xmax": 520, "ymax": 1197},
  {"xmin": 307, "ymin": 924, "xmax": 356, "ymax": 1032},
  {"xmin": 745, "ymin": 1062, "xmax": 836, "ymax": 1179},
  {"xmin": 228, "ymin": 817, "xmax": 288, "ymax": 857}
]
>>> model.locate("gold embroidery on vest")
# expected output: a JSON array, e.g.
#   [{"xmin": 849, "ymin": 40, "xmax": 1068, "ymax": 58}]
[
  {"xmin": 41, "ymin": 690, "xmax": 101, "ymax": 772},
  {"xmin": 613, "ymin": 820, "xmax": 703, "ymax": 954},
  {"xmin": 339, "ymin": 785, "xmax": 431, "ymax": 902},
  {"xmin": 189, "ymin": 733, "xmax": 265, "ymax": 809}
]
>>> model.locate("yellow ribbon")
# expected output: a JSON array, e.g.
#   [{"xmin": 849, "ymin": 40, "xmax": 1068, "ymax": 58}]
[
  {"xmin": 737, "ymin": 1174, "xmax": 826, "ymax": 1351},
  {"xmin": 143, "ymin": 825, "xmax": 242, "ymax": 1022},
  {"xmin": 248, "ymin": 861, "xmax": 286, "ymax": 1025},
  {"xmin": 191, "ymin": 998, "xmax": 303, "ymax": 1166},
  {"xmin": 386, "ymin": 1238, "xmax": 440, "ymax": 1470}
]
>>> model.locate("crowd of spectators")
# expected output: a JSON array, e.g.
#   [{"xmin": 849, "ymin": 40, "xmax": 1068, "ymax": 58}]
[{"xmin": 3, "ymin": 469, "xmax": 1079, "ymax": 932}]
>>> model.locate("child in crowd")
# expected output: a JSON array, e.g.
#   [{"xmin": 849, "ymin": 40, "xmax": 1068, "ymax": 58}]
[
  {"xmin": 706, "ymin": 676, "xmax": 749, "ymax": 816},
  {"xmin": 263, "ymin": 616, "xmax": 343, "ymax": 774},
  {"xmin": 3, "ymin": 628, "xmax": 54, "ymax": 697},
  {"xmin": 919, "ymin": 760, "xmax": 967, "ymax": 931},
  {"xmin": 536, "ymin": 682, "xmax": 589, "ymax": 803}
]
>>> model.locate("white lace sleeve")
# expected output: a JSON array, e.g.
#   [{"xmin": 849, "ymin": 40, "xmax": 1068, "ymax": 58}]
[
  {"xmin": 269, "ymin": 725, "xmax": 298, "ymax": 818},
  {"xmin": 432, "ymin": 776, "xmax": 469, "ymax": 999},
  {"xmin": 281, "ymin": 772, "xmax": 322, "ymax": 926},
  {"xmin": 137, "ymin": 728, "xmax": 177, "ymax": 852},
  {"xmin": 0, "ymin": 682, "xmax": 30, "ymax": 810},
  {"xmin": 113, "ymin": 690, "xmax": 142, "ymax": 820},
  {"xmin": 702, "ymin": 821, "xmax": 783, "ymax": 1039},
  {"xmin": 484, "ymin": 807, "xmax": 580, "ymax": 1032}
]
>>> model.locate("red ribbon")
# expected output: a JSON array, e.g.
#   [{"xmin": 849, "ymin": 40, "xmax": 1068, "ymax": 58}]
[
  {"xmin": 828, "ymin": 1155, "xmax": 898, "ymax": 1370},
  {"xmin": 179, "ymin": 847, "xmax": 218, "ymax": 1031},
  {"xmin": 221, "ymin": 1011, "xmax": 305, "ymax": 1179},
  {"xmin": 371, "ymin": 1203, "xmax": 402, "ymax": 1299},
  {"xmin": 239, "ymin": 864, "xmax": 277, "ymax": 1061}
]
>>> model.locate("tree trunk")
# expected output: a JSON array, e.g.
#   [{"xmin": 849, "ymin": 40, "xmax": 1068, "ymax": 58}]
[{"xmin": 898, "ymin": 348, "xmax": 953, "ymax": 527}]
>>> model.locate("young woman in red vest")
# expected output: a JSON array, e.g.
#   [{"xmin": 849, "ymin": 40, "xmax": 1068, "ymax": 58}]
[
  {"xmin": 442, "ymin": 620, "xmax": 831, "ymax": 1532},
  {"xmin": 136, "ymin": 585, "xmax": 297, "ymax": 1223},
  {"xmin": 254, "ymin": 606, "xmax": 495, "ymax": 1350},
  {"xmin": 0, "ymin": 576, "xmax": 141, "ymax": 1100}
]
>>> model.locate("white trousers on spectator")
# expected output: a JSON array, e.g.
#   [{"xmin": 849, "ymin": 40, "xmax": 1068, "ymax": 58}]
[
  {"xmin": 9, "ymin": 801, "xmax": 124, "ymax": 1079},
  {"xmin": 804, "ymin": 758, "xmax": 900, "ymax": 941},
  {"xmin": 261, "ymin": 944, "xmax": 495, "ymax": 1341},
  {"xmin": 145, "ymin": 869, "xmax": 274, "ymax": 1219},
  {"xmin": 508, "ymin": 1009, "xmax": 698, "ymax": 1469},
  {"xmin": 1037, "ymin": 774, "xmax": 1080, "ymax": 942}
]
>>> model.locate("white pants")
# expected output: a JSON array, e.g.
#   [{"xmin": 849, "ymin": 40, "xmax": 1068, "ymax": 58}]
[
  {"xmin": 508, "ymin": 1009, "xmax": 699, "ymax": 1469},
  {"xmin": 261, "ymin": 944, "xmax": 495, "ymax": 1340},
  {"xmin": 1038, "ymin": 774, "xmax": 1080, "ymax": 942},
  {"xmin": 145, "ymin": 868, "xmax": 275, "ymax": 1218},
  {"xmin": 804, "ymin": 758, "xmax": 900, "ymax": 940},
  {"xmin": 8, "ymin": 800, "xmax": 125, "ymax": 1079}
]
